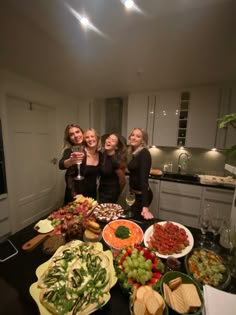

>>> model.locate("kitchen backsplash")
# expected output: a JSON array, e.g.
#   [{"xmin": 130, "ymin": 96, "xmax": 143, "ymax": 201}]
[{"xmin": 149, "ymin": 147, "xmax": 236, "ymax": 177}]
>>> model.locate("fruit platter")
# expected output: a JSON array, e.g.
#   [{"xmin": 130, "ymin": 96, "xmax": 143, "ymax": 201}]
[{"xmin": 115, "ymin": 245, "xmax": 165, "ymax": 292}]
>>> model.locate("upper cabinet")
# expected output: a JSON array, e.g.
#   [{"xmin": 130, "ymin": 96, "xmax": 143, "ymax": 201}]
[
  {"xmin": 127, "ymin": 93, "xmax": 156, "ymax": 139},
  {"xmin": 127, "ymin": 85, "xmax": 225, "ymax": 149},
  {"xmin": 153, "ymin": 90, "xmax": 179, "ymax": 146},
  {"xmin": 216, "ymin": 83, "xmax": 236, "ymax": 150},
  {"xmin": 185, "ymin": 86, "xmax": 220, "ymax": 148}
]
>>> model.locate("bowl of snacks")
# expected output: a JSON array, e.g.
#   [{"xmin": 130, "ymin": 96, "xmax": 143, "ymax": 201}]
[
  {"xmin": 102, "ymin": 219, "xmax": 143, "ymax": 253},
  {"xmin": 184, "ymin": 248, "xmax": 231, "ymax": 290},
  {"xmin": 115, "ymin": 245, "xmax": 165, "ymax": 292},
  {"xmin": 160, "ymin": 271, "xmax": 204, "ymax": 315},
  {"xmin": 130, "ymin": 285, "xmax": 168, "ymax": 315}
]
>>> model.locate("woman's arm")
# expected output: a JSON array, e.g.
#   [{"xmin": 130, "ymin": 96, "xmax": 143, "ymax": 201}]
[{"xmin": 116, "ymin": 168, "xmax": 126, "ymax": 192}]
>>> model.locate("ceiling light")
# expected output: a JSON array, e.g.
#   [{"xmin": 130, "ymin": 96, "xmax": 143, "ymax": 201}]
[
  {"xmin": 80, "ymin": 17, "xmax": 89, "ymax": 26},
  {"xmin": 124, "ymin": 0, "xmax": 134, "ymax": 9}
]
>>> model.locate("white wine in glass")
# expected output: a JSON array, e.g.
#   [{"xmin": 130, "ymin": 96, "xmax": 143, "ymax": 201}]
[
  {"xmin": 125, "ymin": 191, "xmax": 135, "ymax": 218},
  {"xmin": 72, "ymin": 145, "xmax": 84, "ymax": 181}
]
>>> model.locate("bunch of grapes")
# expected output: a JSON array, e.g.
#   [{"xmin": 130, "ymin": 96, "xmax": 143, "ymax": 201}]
[{"xmin": 115, "ymin": 245, "xmax": 164, "ymax": 290}]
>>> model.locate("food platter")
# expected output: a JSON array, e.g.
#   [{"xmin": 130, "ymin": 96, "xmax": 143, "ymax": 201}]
[
  {"xmin": 92, "ymin": 203, "xmax": 125, "ymax": 222},
  {"xmin": 29, "ymin": 241, "xmax": 117, "ymax": 315},
  {"xmin": 184, "ymin": 248, "xmax": 231, "ymax": 290},
  {"xmin": 144, "ymin": 221, "xmax": 194, "ymax": 259},
  {"xmin": 102, "ymin": 219, "xmax": 143, "ymax": 250}
]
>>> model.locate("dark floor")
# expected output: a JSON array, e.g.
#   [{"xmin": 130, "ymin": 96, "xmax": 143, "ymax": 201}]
[{"xmin": 0, "ymin": 277, "xmax": 37, "ymax": 315}]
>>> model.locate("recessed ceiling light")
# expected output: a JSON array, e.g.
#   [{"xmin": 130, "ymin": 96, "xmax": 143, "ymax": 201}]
[
  {"xmin": 124, "ymin": 0, "xmax": 134, "ymax": 9},
  {"xmin": 80, "ymin": 17, "xmax": 89, "ymax": 26}
]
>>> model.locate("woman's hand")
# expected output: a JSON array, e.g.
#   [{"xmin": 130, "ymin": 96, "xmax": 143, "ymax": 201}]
[
  {"xmin": 141, "ymin": 207, "xmax": 154, "ymax": 220},
  {"xmin": 70, "ymin": 152, "xmax": 84, "ymax": 164}
]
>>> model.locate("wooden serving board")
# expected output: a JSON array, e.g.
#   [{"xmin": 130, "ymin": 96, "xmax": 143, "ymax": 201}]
[{"xmin": 22, "ymin": 232, "xmax": 53, "ymax": 252}]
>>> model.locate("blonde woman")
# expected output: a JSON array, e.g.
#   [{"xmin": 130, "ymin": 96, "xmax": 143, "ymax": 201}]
[{"xmin": 127, "ymin": 128, "xmax": 153, "ymax": 220}]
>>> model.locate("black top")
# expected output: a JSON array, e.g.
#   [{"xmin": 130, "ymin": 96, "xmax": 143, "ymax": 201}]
[
  {"xmin": 99, "ymin": 153, "xmax": 120, "ymax": 203},
  {"xmin": 59, "ymin": 148, "xmax": 101, "ymax": 203},
  {"xmin": 128, "ymin": 147, "xmax": 152, "ymax": 207}
]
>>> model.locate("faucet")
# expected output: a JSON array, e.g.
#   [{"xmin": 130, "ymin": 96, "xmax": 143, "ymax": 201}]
[{"xmin": 178, "ymin": 152, "xmax": 190, "ymax": 174}]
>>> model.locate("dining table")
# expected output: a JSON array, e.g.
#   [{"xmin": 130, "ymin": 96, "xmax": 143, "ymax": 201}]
[{"xmin": 0, "ymin": 216, "xmax": 236, "ymax": 315}]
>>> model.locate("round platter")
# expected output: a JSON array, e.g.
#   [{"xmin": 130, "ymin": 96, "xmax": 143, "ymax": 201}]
[
  {"xmin": 92, "ymin": 203, "xmax": 125, "ymax": 222},
  {"xmin": 102, "ymin": 219, "xmax": 143, "ymax": 250},
  {"xmin": 144, "ymin": 221, "xmax": 194, "ymax": 259},
  {"xmin": 184, "ymin": 248, "xmax": 231, "ymax": 290}
]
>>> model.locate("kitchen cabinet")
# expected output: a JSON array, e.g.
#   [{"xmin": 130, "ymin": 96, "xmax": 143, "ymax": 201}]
[
  {"xmin": 0, "ymin": 196, "xmax": 10, "ymax": 239},
  {"xmin": 201, "ymin": 187, "xmax": 234, "ymax": 223},
  {"xmin": 153, "ymin": 90, "xmax": 179, "ymax": 147},
  {"xmin": 185, "ymin": 86, "xmax": 221, "ymax": 149},
  {"xmin": 158, "ymin": 181, "xmax": 202, "ymax": 228},
  {"xmin": 127, "ymin": 93, "xmax": 156, "ymax": 141},
  {"xmin": 149, "ymin": 179, "xmax": 160, "ymax": 218},
  {"xmin": 216, "ymin": 84, "xmax": 236, "ymax": 150}
]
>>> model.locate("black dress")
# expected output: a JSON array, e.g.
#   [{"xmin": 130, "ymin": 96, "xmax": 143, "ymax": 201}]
[
  {"xmin": 128, "ymin": 147, "xmax": 153, "ymax": 219},
  {"xmin": 99, "ymin": 153, "xmax": 120, "ymax": 203}
]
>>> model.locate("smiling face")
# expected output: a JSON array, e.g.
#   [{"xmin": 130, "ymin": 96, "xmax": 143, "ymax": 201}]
[
  {"xmin": 129, "ymin": 128, "xmax": 144, "ymax": 150},
  {"xmin": 68, "ymin": 127, "xmax": 83, "ymax": 145},
  {"xmin": 105, "ymin": 134, "xmax": 118, "ymax": 155},
  {"xmin": 84, "ymin": 129, "xmax": 98, "ymax": 149}
]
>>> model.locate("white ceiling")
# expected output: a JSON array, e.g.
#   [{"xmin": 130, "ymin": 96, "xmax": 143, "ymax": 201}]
[{"xmin": 0, "ymin": 0, "xmax": 235, "ymax": 98}]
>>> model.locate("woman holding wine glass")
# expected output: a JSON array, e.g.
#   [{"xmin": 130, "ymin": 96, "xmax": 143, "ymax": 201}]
[
  {"xmin": 127, "ymin": 128, "xmax": 153, "ymax": 220},
  {"xmin": 58, "ymin": 124, "xmax": 85, "ymax": 205}
]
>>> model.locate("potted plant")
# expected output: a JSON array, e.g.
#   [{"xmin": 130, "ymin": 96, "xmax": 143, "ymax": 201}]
[{"xmin": 218, "ymin": 113, "xmax": 236, "ymax": 160}]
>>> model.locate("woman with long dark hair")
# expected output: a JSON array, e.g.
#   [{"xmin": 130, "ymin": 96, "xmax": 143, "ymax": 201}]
[{"xmin": 99, "ymin": 133, "xmax": 127, "ymax": 203}]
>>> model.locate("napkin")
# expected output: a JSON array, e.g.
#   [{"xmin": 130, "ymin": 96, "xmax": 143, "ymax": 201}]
[{"xmin": 203, "ymin": 285, "xmax": 236, "ymax": 315}]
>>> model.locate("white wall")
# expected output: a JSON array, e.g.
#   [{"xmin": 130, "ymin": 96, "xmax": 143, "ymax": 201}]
[{"xmin": 0, "ymin": 70, "xmax": 78, "ymax": 236}]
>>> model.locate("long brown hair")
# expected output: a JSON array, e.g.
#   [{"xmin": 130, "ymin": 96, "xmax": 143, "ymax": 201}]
[{"xmin": 63, "ymin": 124, "xmax": 84, "ymax": 148}]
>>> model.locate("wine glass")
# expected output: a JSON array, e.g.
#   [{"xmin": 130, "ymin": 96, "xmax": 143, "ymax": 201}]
[
  {"xmin": 72, "ymin": 145, "xmax": 84, "ymax": 181},
  {"xmin": 198, "ymin": 205, "xmax": 210, "ymax": 247},
  {"xmin": 209, "ymin": 209, "xmax": 223, "ymax": 250},
  {"xmin": 125, "ymin": 191, "xmax": 135, "ymax": 218}
]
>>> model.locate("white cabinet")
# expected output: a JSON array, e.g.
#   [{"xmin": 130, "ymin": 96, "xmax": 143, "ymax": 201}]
[
  {"xmin": 153, "ymin": 90, "xmax": 179, "ymax": 147},
  {"xmin": 159, "ymin": 181, "xmax": 203, "ymax": 228},
  {"xmin": 0, "ymin": 196, "xmax": 10, "ymax": 239},
  {"xmin": 201, "ymin": 187, "xmax": 234, "ymax": 222},
  {"xmin": 185, "ymin": 86, "xmax": 220, "ymax": 149},
  {"xmin": 127, "ymin": 93, "xmax": 157, "ymax": 141},
  {"xmin": 216, "ymin": 84, "xmax": 236, "ymax": 150},
  {"xmin": 149, "ymin": 179, "xmax": 160, "ymax": 218}
]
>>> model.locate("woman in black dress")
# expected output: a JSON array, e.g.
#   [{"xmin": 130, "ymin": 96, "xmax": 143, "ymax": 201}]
[
  {"xmin": 99, "ymin": 133, "xmax": 127, "ymax": 203},
  {"xmin": 127, "ymin": 128, "xmax": 154, "ymax": 220},
  {"xmin": 58, "ymin": 124, "xmax": 84, "ymax": 205},
  {"xmin": 76, "ymin": 128, "xmax": 101, "ymax": 200}
]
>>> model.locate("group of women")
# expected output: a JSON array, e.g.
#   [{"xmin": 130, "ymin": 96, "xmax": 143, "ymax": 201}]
[{"xmin": 58, "ymin": 124, "xmax": 154, "ymax": 220}]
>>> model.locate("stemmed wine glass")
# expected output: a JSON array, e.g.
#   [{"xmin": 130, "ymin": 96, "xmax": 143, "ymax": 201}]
[
  {"xmin": 125, "ymin": 191, "xmax": 135, "ymax": 218},
  {"xmin": 209, "ymin": 209, "xmax": 223, "ymax": 250},
  {"xmin": 71, "ymin": 145, "xmax": 84, "ymax": 181},
  {"xmin": 198, "ymin": 204, "xmax": 210, "ymax": 247}
]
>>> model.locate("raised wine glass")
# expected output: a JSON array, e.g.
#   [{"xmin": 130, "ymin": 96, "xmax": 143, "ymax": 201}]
[
  {"xmin": 125, "ymin": 191, "xmax": 135, "ymax": 218},
  {"xmin": 72, "ymin": 145, "xmax": 84, "ymax": 181}
]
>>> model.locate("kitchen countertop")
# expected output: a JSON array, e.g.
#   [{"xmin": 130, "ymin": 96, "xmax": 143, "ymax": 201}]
[
  {"xmin": 1, "ymin": 218, "xmax": 235, "ymax": 315},
  {"xmin": 149, "ymin": 173, "xmax": 236, "ymax": 191}
]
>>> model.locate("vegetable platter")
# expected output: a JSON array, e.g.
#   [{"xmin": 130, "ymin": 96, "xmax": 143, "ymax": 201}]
[
  {"xmin": 185, "ymin": 248, "xmax": 231, "ymax": 290},
  {"xmin": 30, "ymin": 240, "xmax": 117, "ymax": 315}
]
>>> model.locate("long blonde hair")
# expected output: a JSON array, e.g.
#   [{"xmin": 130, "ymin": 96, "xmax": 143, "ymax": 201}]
[{"xmin": 83, "ymin": 128, "xmax": 101, "ymax": 151}]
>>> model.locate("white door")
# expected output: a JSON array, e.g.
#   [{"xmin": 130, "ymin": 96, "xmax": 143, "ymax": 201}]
[{"xmin": 6, "ymin": 96, "xmax": 57, "ymax": 231}]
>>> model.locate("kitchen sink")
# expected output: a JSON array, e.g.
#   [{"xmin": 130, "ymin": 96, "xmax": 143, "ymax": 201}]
[{"xmin": 162, "ymin": 172, "xmax": 200, "ymax": 183}]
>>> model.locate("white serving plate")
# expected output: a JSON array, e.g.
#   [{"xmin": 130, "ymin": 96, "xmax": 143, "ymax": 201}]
[{"xmin": 144, "ymin": 221, "xmax": 194, "ymax": 259}]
